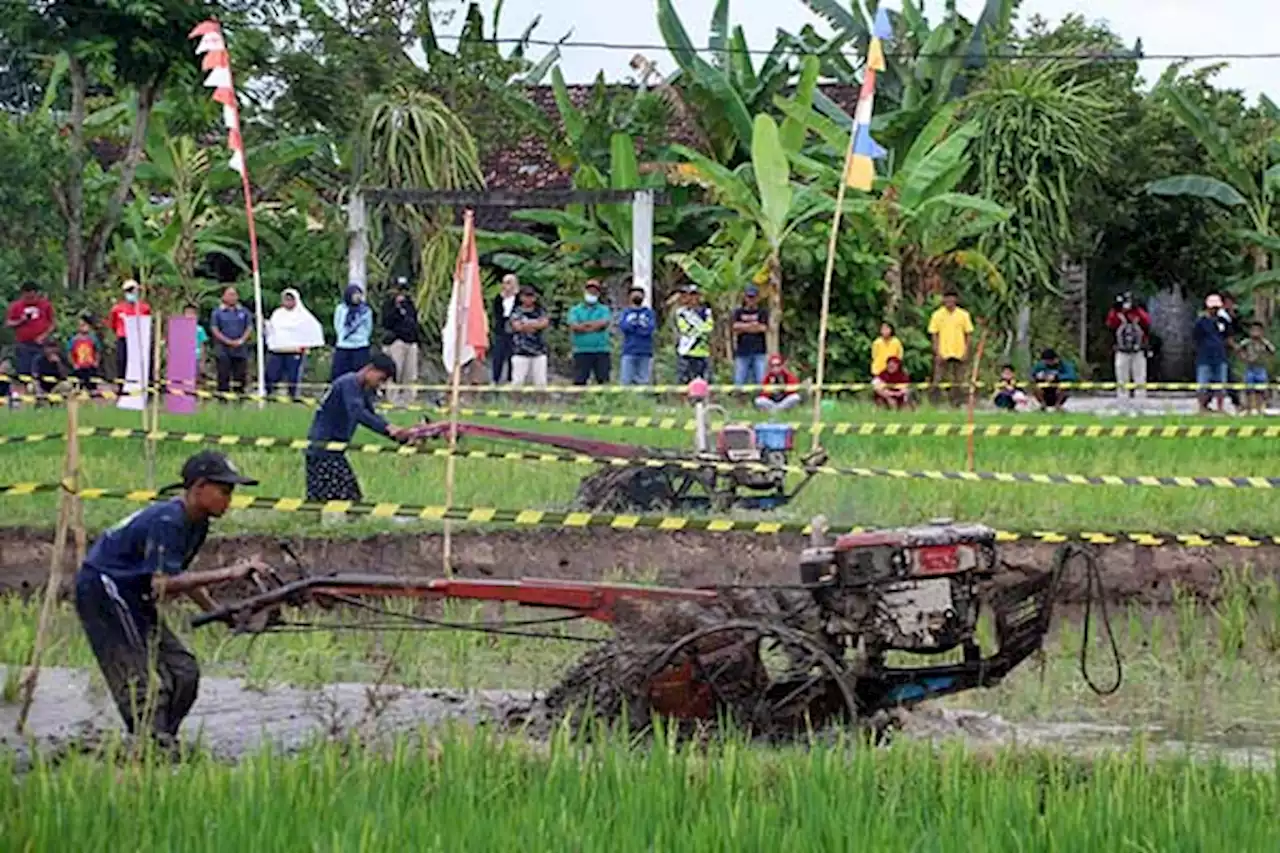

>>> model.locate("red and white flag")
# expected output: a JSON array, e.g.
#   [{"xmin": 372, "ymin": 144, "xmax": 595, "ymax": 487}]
[
  {"xmin": 442, "ymin": 210, "xmax": 489, "ymax": 373},
  {"xmin": 189, "ymin": 20, "xmax": 246, "ymax": 175}
]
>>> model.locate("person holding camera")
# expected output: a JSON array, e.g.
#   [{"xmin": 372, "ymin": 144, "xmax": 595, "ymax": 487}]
[{"xmin": 1105, "ymin": 292, "xmax": 1151, "ymax": 410}]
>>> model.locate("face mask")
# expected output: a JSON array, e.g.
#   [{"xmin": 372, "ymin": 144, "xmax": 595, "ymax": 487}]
[
  {"xmin": 125, "ymin": 292, "xmax": 138, "ymax": 304},
  {"xmin": 584, "ymin": 294, "xmax": 598, "ymax": 304},
  {"xmin": 631, "ymin": 295, "xmax": 644, "ymax": 306}
]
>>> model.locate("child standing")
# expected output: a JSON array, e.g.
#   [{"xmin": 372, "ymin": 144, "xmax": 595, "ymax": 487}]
[
  {"xmin": 1240, "ymin": 321, "xmax": 1276, "ymax": 415},
  {"xmin": 184, "ymin": 304, "xmax": 209, "ymax": 379},
  {"xmin": 66, "ymin": 315, "xmax": 103, "ymax": 389}
]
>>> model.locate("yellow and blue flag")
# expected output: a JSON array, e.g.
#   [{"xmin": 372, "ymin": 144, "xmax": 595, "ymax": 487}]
[{"xmin": 845, "ymin": 7, "xmax": 893, "ymax": 191}]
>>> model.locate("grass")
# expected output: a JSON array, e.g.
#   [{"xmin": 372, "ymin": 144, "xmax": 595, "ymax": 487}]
[
  {"xmin": 3, "ymin": 728, "xmax": 1277, "ymax": 852},
  {"xmin": 4, "ymin": 567, "xmax": 1280, "ymax": 736},
  {"xmin": 2, "ymin": 396, "xmax": 1279, "ymax": 535}
]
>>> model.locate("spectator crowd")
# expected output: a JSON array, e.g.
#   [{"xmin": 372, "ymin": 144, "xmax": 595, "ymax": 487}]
[{"xmin": 3, "ymin": 275, "xmax": 1276, "ymax": 415}]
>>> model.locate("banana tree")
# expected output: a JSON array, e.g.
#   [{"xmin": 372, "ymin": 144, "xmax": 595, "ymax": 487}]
[
  {"xmin": 779, "ymin": 98, "xmax": 1009, "ymax": 316},
  {"xmin": 671, "ymin": 105, "xmax": 843, "ymax": 353},
  {"xmin": 1146, "ymin": 73, "xmax": 1280, "ymax": 325}
]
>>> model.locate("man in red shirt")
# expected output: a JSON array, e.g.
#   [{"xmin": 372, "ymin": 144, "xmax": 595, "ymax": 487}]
[
  {"xmin": 1105, "ymin": 292, "xmax": 1151, "ymax": 408},
  {"xmin": 873, "ymin": 355, "xmax": 913, "ymax": 409},
  {"xmin": 5, "ymin": 281, "xmax": 55, "ymax": 384},
  {"xmin": 107, "ymin": 279, "xmax": 152, "ymax": 385},
  {"xmin": 754, "ymin": 353, "xmax": 802, "ymax": 412}
]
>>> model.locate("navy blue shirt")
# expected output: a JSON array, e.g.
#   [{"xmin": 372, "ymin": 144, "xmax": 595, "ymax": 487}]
[
  {"xmin": 306, "ymin": 372, "xmax": 392, "ymax": 455},
  {"xmin": 617, "ymin": 306, "xmax": 656, "ymax": 357},
  {"xmin": 1193, "ymin": 315, "xmax": 1228, "ymax": 366},
  {"xmin": 211, "ymin": 303, "xmax": 254, "ymax": 358},
  {"xmin": 80, "ymin": 498, "xmax": 209, "ymax": 605}
]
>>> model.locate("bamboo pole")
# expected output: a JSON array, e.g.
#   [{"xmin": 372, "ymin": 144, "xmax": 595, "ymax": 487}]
[
  {"xmin": 808, "ymin": 147, "xmax": 855, "ymax": 453},
  {"xmin": 16, "ymin": 393, "xmax": 80, "ymax": 733},
  {"xmin": 146, "ymin": 310, "xmax": 163, "ymax": 488}
]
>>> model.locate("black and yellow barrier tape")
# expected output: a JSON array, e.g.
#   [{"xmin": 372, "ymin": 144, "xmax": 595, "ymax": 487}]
[
  {"xmin": 6, "ymin": 372, "xmax": 1276, "ymax": 396},
  {"xmin": 5, "ymin": 430, "xmax": 1279, "ymax": 490},
  {"xmin": 0, "ymin": 481, "xmax": 1273, "ymax": 548}
]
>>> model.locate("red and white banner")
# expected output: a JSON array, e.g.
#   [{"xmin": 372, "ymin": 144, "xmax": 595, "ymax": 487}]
[{"xmin": 442, "ymin": 210, "xmax": 489, "ymax": 374}]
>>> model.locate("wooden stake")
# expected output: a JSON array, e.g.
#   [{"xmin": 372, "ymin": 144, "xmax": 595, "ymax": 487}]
[
  {"xmin": 809, "ymin": 147, "xmax": 855, "ymax": 454},
  {"xmin": 965, "ymin": 330, "xmax": 988, "ymax": 473},
  {"xmin": 16, "ymin": 393, "xmax": 81, "ymax": 733},
  {"xmin": 442, "ymin": 211, "xmax": 476, "ymax": 578},
  {"xmin": 146, "ymin": 310, "xmax": 163, "ymax": 488}
]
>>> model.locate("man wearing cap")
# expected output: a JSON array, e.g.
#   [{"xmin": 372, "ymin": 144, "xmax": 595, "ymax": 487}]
[
  {"xmin": 6, "ymin": 281, "xmax": 55, "ymax": 388},
  {"xmin": 1195, "ymin": 294, "xmax": 1230, "ymax": 413},
  {"xmin": 731, "ymin": 286, "xmax": 769, "ymax": 387},
  {"xmin": 74, "ymin": 450, "xmax": 263, "ymax": 744},
  {"xmin": 674, "ymin": 284, "xmax": 713, "ymax": 383},
  {"xmin": 567, "ymin": 279, "xmax": 613, "ymax": 385},
  {"xmin": 107, "ymin": 279, "xmax": 151, "ymax": 387},
  {"xmin": 617, "ymin": 282, "xmax": 656, "ymax": 385},
  {"xmin": 305, "ymin": 352, "xmax": 409, "ymax": 501},
  {"xmin": 508, "ymin": 284, "xmax": 550, "ymax": 388}
]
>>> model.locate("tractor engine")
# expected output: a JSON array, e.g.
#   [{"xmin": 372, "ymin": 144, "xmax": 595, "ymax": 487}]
[{"xmin": 799, "ymin": 521, "xmax": 998, "ymax": 658}]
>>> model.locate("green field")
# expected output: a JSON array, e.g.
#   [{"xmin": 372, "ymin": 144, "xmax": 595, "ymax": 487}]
[
  {"xmin": 0, "ymin": 397, "xmax": 1277, "ymax": 536},
  {"xmin": 3, "ymin": 729, "xmax": 1276, "ymax": 852}
]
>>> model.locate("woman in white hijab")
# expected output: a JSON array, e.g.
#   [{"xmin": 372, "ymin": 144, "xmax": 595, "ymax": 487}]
[{"xmin": 265, "ymin": 288, "xmax": 325, "ymax": 398}]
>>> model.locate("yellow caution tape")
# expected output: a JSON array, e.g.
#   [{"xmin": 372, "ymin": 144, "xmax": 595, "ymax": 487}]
[{"xmin": 0, "ymin": 481, "xmax": 1273, "ymax": 548}]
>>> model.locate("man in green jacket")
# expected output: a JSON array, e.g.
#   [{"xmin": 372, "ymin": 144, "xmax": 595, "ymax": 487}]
[
  {"xmin": 675, "ymin": 284, "xmax": 713, "ymax": 383},
  {"xmin": 568, "ymin": 279, "xmax": 613, "ymax": 385}
]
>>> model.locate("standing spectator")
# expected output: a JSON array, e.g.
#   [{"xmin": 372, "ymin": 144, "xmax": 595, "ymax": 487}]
[
  {"xmin": 106, "ymin": 280, "xmax": 150, "ymax": 385},
  {"xmin": 1195, "ymin": 294, "xmax": 1230, "ymax": 413},
  {"xmin": 1031, "ymin": 348, "xmax": 1078, "ymax": 411},
  {"xmin": 381, "ymin": 278, "xmax": 422, "ymax": 404},
  {"xmin": 489, "ymin": 274, "xmax": 519, "ymax": 383},
  {"xmin": 873, "ymin": 355, "xmax": 913, "ymax": 410},
  {"xmin": 331, "ymin": 284, "xmax": 372, "ymax": 381},
  {"xmin": 5, "ymin": 281, "xmax": 55, "ymax": 385},
  {"xmin": 1106, "ymin": 291, "xmax": 1151, "ymax": 407},
  {"xmin": 1239, "ymin": 321, "xmax": 1275, "ymax": 415},
  {"xmin": 508, "ymin": 285, "xmax": 549, "ymax": 388},
  {"xmin": 266, "ymin": 289, "xmax": 322, "ymax": 399},
  {"xmin": 617, "ymin": 283, "xmax": 656, "ymax": 385},
  {"xmin": 674, "ymin": 284, "xmax": 713, "ymax": 383},
  {"xmin": 755, "ymin": 353, "xmax": 802, "ymax": 412},
  {"xmin": 927, "ymin": 290, "xmax": 974, "ymax": 406},
  {"xmin": 66, "ymin": 314, "xmax": 103, "ymax": 389},
  {"xmin": 567, "ymin": 280, "xmax": 612, "ymax": 385},
  {"xmin": 33, "ymin": 340, "xmax": 67, "ymax": 398},
  {"xmin": 184, "ymin": 304, "xmax": 209, "ymax": 379},
  {"xmin": 992, "ymin": 364, "xmax": 1028, "ymax": 411},
  {"xmin": 731, "ymin": 285, "xmax": 768, "ymax": 387},
  {"xmin": 870, "ymin": 321, "xmax": 904, "ymax": 378},
  {"xmin": 210, "ymin": 286, "xmax": 254, "ymax": 396}
]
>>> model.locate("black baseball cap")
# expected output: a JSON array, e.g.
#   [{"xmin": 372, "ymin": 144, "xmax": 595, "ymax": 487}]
[
  {"xmin": 180, "ymin": 451, "xmax": 258, "ymax": 489},
  {"xmin": 368, "ymin": 352, "xmax": 398, "ymax": 381}
]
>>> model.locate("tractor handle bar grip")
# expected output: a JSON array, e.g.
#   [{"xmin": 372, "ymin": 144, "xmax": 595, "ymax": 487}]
[{"xmin": 191, "ymin": 575, "xmax": 320, "ymax": 630}]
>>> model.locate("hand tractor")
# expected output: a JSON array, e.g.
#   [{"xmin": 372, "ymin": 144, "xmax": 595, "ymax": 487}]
[
  {"xmin": 405, "ymin": 384, "xmax": 828, "ymax": 513},
  {"xmin": 193, "ymin": 519, "xmax": 1120, "ymax": 737}
]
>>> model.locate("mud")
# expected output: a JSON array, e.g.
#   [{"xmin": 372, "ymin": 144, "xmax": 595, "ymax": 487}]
[
  {"xmin": 3, "ymin": 667, "xmax": 1272, "ymax": 771},
  {"xmin": 1, "ymin": 526, "xmax": 1272, "ymax": 604}
]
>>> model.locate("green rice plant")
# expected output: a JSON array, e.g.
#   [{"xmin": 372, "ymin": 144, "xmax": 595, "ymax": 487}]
[
  {"xmin": 1213, "ymin": 565, "xmax": 1254, "ymax": 663},
  {"xmin": 1257, "ymin": 577, "xmax": 1280, "ymax": 653},
  {"xmin": 1172, "ymin": 583, "xmax": 1210, "ymax": 682},
  {"xmin": 2, "ymin": 727, "xmax": 1277, "ymax": 852}
]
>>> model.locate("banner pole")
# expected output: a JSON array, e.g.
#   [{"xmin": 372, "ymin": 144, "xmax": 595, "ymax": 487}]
[{"xmin": 809, "ymin": 146, "xmax": 854, "ymax": 454}]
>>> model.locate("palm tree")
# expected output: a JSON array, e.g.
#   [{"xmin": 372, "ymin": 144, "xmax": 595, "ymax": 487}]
[
  {"xmin": 354, "ymin": 88, "xmax": 484, "ymax": 321},
  {"xmin": 1145, "ymin": 73, "xmax": 1280, "ymax": 325}
]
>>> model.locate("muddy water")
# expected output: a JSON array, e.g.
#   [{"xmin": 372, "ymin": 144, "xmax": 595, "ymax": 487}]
[{"xmin": 2, "ymin": 667, "xmax": 1273, "ymax": 770}]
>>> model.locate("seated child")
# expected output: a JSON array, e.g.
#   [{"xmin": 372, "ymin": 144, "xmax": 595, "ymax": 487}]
[
  {"xmin": 873, "ymin": 356, "xmax": 913, "ymax": 409},
  {"xmin": 755, "ymin": 354, "xmax": 802, "ymax": 412},
  {"xmin": 993, "ymin": 364, "xmax": 1028, "ymax": 411}
]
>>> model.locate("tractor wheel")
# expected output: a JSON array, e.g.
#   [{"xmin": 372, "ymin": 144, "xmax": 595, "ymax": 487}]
[{"xmin": 576, "ymin": 466, "xmax": 677, "ymax": 512}]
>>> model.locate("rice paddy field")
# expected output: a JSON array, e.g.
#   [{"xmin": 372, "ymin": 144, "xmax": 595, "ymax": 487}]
[{"xmin": 3, "ymin": 393, "xmax": 1279, "ymax": 850}]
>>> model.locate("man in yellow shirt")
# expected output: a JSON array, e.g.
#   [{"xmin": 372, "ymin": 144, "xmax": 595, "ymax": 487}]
[
  {"xmin": 927, "ymin": 290, "xmax": 974, "ymax": 406},
  {"xmin": 870, "ymin": 321, "xmax": 904, "ymax": 376}
]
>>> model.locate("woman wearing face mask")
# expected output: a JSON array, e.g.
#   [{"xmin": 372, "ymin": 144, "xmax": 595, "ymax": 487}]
[
  {"xmin": 266, "ymin": 289, "xmax": 325, "ymax": 398},
  {"xmin": 107, "ymin": 279, "xmax": 152, "ymax": 388},
  {"xmin": 332, "ymin": 284, "xmax": 373, "ymax": 381},
  {"xmin": 567, "ymin": 279, "xmax": 613, "ymax": 385},
  {"xmin": 617, "ymin": 283, "xmax": 655, "ymax": 385}
]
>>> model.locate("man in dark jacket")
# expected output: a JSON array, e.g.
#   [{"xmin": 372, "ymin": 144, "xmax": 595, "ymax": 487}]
[
  {"xmin": 489, "ymin": 274, "xmax": 519, "ymax": 383},
  {"xmin": 381, "ymin": 277, "xmax": 422, "ymax": 405}
]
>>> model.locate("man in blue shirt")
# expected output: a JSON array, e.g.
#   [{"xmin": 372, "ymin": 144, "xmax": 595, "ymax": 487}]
[
  {"xmin": 75, "ymin": 451, "xmax": 261, "ymax": 743},
  {"xmin": 210, "ymin": 287, "xmax": 254, "ymax": 396},
  {"xmin": 1194, "ymin": 293, "xmax": 1230, "ymax": 413},
  {"xmin": 617, "ymin": 283, "xmax": 656, "ymax": 385},
  {"xmin": 305, "ymin": 352, "xmax": 409, "ymax": 501}
]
